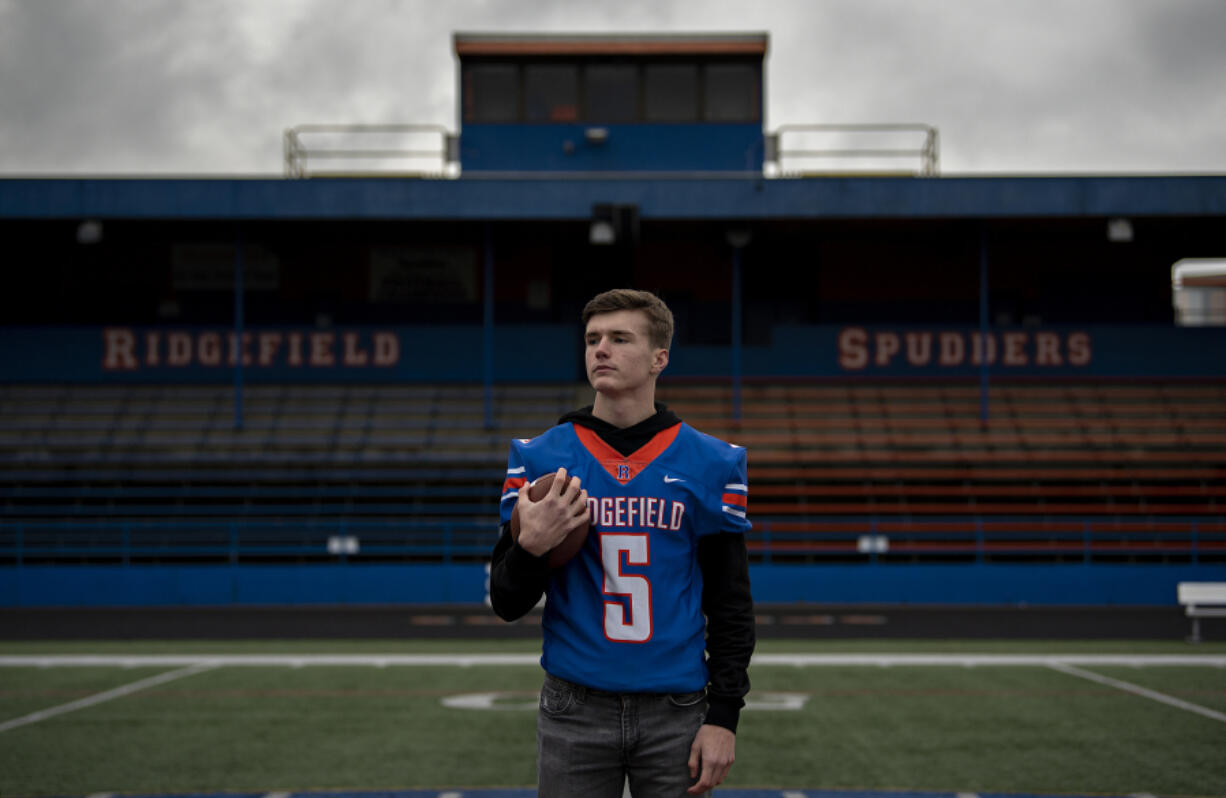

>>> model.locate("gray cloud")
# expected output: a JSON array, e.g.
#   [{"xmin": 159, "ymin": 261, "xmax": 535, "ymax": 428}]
[
  {"xmin": 1, "ymin": 0, "xmax": 1224, "ymax": 175},
  {"xmin": 0, "ymin": 1, "xmax": 251, "ymax": 171}
]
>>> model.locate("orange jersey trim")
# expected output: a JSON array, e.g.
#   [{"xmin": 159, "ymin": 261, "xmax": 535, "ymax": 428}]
[
  {"xmin": 573, "ymin": 423, "xmax": 682, "ymax": 485},
  {"xmin": 722, "ymin": 492, "xmax": 748, "ymax": 508}
]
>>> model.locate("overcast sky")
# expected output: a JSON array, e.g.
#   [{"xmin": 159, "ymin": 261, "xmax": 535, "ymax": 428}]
[{"xmin": 1, "ymin": 0, "xmax": 1224, "ymax": 177}]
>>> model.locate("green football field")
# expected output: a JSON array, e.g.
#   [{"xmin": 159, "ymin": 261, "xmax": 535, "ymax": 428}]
[{"xmin": 2, "ymin": 639, "xmax": 1225, "ymax": 798}]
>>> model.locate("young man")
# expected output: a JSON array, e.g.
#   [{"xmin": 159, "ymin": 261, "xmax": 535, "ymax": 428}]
[{"xmin": 489, "ymin": 289, "xmax": 755, "ymax": 797}]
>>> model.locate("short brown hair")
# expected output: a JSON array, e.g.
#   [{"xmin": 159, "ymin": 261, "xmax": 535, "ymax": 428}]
[{"xmin": 582, "ymin": 289, "xmax": 674, "ymax": 351}]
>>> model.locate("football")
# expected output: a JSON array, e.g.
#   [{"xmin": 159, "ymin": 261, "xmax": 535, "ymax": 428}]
[{"xmin": 510, "ymin": 472, "xmax": 591, "ymax": 568}]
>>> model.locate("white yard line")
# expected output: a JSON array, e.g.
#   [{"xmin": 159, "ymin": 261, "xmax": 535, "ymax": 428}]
[
  {"xmin": 0, "ymin": 662, "xmax": 216, "ymax": 734},
  {"xmin": 2, "ymin": 654, "xmax": 1223, "ymax": 735},
  {"xmin": 1, "ymin": 653, "xmax": 1225, "ymax": 667},
  {"xmin": 1047, "ymin": 662, "xmax": 1226, "ymax": 724}
]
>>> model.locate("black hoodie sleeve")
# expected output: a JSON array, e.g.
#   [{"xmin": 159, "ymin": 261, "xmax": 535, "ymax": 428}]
[
  {"xmin": 489, "ymin": 521, "xmax": 552, "ymax": 622},
  {"xmin": 697, "ymin": 530, "xmax": 756, "ymax": 733}
]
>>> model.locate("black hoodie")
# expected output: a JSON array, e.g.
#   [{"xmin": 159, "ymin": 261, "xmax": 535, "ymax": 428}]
[{"xmin": 489, "ymin": 403, "xmax": 755, "ymax": 733}]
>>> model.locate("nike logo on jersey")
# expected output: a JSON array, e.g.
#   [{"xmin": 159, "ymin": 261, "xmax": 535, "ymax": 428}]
[{"xmin": 663, "ymin": 475, "xmax": 685, "ymax": 483}]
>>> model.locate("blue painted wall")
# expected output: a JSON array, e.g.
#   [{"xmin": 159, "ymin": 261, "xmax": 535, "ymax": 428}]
[
  {"xmin": 4, "ymin": 176, "xmax": 1225, "ymax": 221},
  {"xmin": 2, "ymin": 564, "xmax": 488, "ymax": 606},
  {"xmin": 669, "ymin": 324, "xmax": 1226, "ymax": 379},
  {"xmin": 3, "ymin": 324, "xmax": 1223, "ymax": 383},
  {"xmin": 4, "ymin": 562, "xmax": 1224, "ymax": 607},
  {"xmin": 459, "ymin": 123, "xmax": 764, "ymax": 173},
  {"xmin": 0, "ymin": 324, "xmax": 578, "ymax": 383},
  {"xmin": 748, "ymin": 563, "xmax": 1226, "ymax": 606}
]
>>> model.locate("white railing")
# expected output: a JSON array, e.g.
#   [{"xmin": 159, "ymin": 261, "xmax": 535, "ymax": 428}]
[
  {"xmin": 766, "ymin": 123, "xmax": 939, "ymax": 176},
  {"xmin": 284, "ymin": 124, "xmax": 458, "ymax": 178},
  {"xmin": 283, "ymin": 122, "xmax": 938, "ymax": 178}
]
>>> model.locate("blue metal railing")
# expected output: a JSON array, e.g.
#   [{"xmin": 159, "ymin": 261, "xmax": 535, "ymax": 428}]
[
  {"xmin": 0, "ymin": 518, "xmax": 494, "ymax": 564},
  {"xmin": 2, "ymin": 515, "xmax": 1222, "ymax": 565},
  {"xmin": 748, "ymin": 515, "xmax": 1225, "ymax": 563}
]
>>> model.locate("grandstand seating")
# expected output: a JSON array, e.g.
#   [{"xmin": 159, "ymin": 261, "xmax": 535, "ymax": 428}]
[
  {"xmin": 660, "ymin": 382, "xmax": 1226, "ymax": 561},
  {"xmin": 1, "ymin": 381, "xmax": 1223, "ymax": 565},
  {"xmin": 0, "ymin": 384, "xmax": 586, "ymax": 563}
]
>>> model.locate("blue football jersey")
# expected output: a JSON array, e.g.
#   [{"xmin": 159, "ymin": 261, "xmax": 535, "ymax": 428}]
[{"xmin": 499, "ymin": 421, "xmax": 751, "ymax": 693}]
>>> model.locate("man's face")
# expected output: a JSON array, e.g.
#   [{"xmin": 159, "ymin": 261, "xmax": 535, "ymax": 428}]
[{"xmin": 584, "ymin": 309, "xmax": 668, "ymax": 395}]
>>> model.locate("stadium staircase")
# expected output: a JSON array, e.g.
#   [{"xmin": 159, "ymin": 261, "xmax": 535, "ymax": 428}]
[{"xmin": 1, "ymin": 381, "xmax": 1224, "ymax": 565}]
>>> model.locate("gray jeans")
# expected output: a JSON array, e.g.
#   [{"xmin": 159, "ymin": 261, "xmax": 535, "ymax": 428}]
[{"xmin": 537, "ymin": 672, "xmax": 710, "ymax": 798}]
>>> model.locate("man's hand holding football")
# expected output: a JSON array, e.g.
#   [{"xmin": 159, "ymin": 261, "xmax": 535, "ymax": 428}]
[{"xmin": 516, "ymin": 467, "xmax": 589, "ymax": 556}]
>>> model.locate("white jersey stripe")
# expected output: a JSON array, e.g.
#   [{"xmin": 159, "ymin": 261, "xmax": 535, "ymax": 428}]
[
  {"xmin": 507, "ymin": 466, "xmax": 526, "ymax": 475},
  {"xmin": 722, "ymin": 506, "xmax": 747, "ymax": 519},
  {"xmin": 725, "ymin": 483, "xmax": 748, "ymax": 492}
]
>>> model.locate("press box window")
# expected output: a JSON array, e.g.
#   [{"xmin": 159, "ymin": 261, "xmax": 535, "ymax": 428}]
[
  {"xmin": 585, "ymin": 64, "xmax": 639, "ymax": 123},
  {"xmin": 644, "ymin": 63, "xmax": 698, "ymax": 122},
  {"xmin": 524, "ymin": 64, "xmax": 578, "ymax": 122},
  {"xmin": 704, "ymin": 63, "xmax": 759, "ymax": 122},
  {"xmin": 465, "ymin": 64, "xmax": 519, "ymax": 122}
]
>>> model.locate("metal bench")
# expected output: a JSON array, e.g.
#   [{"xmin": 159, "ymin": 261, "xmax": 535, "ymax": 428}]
[{"xmin": 1177, "ymin": 581, "xmax": 1226, "ymax": 643}]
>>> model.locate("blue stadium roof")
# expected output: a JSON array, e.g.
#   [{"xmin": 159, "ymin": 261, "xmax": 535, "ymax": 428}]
[{"xmin": 2, "ymin": 174, "xmax": 1225, "ymax": 220}]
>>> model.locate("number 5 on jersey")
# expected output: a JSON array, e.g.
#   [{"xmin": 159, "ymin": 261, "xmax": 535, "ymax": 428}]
[{"xmin": 601, "ymin": 533, "xmax": 651, "ymax": 642}]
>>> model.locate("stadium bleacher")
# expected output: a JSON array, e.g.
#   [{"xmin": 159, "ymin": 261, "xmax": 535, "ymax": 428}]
[
  {"xmin": 0, "ymin": 383, "xmax": 580, "ymax": 564},
  {"xmin": 664, "ymin": 381, "xmax": 1226, "ymax": 562},
  {"xmin": 2, "ymin": 380, "xmax": 1222, "ymax": 568}
]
